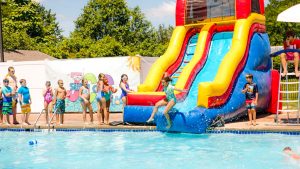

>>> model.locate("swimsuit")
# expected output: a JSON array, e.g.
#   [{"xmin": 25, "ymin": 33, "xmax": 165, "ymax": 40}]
[
  {"xmin": 80, "ymin": 87, "xmax": 89, "ymax": 103},
  {"xmin": 2, "ymin": 86, "xmax": 13, "ymax": 115},
  {"xmin": 164, "ymin": 84, "xmax": 177, "ymax": 103},
  {"xmin": 21, "ymin": 104, "xmax": 31, "ymax": 114},
  {"xmin": 103, "ymin": 91, "xmax": 112, "ymax": 101},
  {"xmin": 53, "ymin": 99, "xmax": 65, "ymax": 114},
  {"xmin": 120, "ymin": 83, "xmax": 129, "ymax": 99},
  {"xmin": 96, "ymin": 81, "xmax": 103, "ymax": 101},
  {"xmin": 0, "ymin": 98, "xmax": 3, "ymax": 110},
  {"xmin": 44, "ymin": 89, "xmax": 53, "ymax": 104},
  {"xmin": 96, "ymin": 91, "xmax": 102, "ymax": 101}
]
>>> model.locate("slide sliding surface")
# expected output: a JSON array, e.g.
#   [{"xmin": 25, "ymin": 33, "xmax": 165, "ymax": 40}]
[
  {"xmin": 155, "ymin": 33, "xmax": 271, "ymax": 133},
  {"xmin": 175, "ymin": 32, "xmax": 233, "ymax": 112},
  {"xmin": 170, "ymin": 34, "xmax": 199, "ymax": 86}
]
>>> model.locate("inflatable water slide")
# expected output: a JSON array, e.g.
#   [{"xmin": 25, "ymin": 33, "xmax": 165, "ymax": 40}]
[{"xmin": 124, "ymin": 0, "xmax": 274, "ymax": 133}]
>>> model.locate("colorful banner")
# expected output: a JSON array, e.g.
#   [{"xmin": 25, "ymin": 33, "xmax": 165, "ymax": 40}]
[{"xmin": 45, "ymin": 57, "xmax": 141, "ymax": 112}]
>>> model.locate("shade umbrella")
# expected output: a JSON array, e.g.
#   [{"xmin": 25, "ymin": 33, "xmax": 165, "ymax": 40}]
[{"xmin": 277, "ymin": 4, "xmax": 300, "ymax": 23}]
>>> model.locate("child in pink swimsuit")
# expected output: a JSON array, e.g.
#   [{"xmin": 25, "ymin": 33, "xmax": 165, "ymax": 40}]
[{"xmin": 43, "ymin": 81, "xmax": 53, "ymax": 124}]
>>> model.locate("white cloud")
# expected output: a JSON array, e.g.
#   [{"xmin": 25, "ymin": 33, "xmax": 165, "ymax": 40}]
[{"xmin": 145, "ymin": 1, "xmax": 176, "ymax": 26}]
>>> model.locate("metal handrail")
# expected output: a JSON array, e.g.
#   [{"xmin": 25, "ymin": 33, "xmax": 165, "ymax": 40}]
[
  {"xmin": 33, "ymin": 109, "xmax": 46, "ymax": 129},
  {"xmin": 276, "ymin": 62, "xmax": 300, "ymax": 124},
  {"xmin": 48, "ymin": 109, "xmax": 60, "ymax": 132}
]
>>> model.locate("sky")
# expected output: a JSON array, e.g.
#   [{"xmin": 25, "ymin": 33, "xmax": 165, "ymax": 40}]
[
  {"xmin": 33, "ymin": 0, "xmax": 270, "ymax": 37},
  {"xmin": 33, "ymin": 0, "xmax": 176, "ymax": 37}
]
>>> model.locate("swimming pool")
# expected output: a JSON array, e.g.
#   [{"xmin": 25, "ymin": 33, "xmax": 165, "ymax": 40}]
[{"xmin": 0, "ymin": 130, "xmax": 299, "ymax": 169}]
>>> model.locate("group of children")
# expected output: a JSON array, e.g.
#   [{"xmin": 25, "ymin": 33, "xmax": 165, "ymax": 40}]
[
  {"xmin": 0, "ymin": 66, "xmax": 134, "ymax": 126},
  {"xmin": 42, "ymin": 73, "xmax": 134, "ymax": 125},
  {"xmin": 0, "ymin": 67, "xmax": 32, "ymax": 126},
  {"xmin": 0, "ymin": 66, "xmax": 259, "ymax": 129}
]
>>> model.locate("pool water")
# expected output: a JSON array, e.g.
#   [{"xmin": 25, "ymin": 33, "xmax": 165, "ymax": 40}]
[{"xmin": 0, "ymin": 131, "xmax": 300, "ymax": 169}]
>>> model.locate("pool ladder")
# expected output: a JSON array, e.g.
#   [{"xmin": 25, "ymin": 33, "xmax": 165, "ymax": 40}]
[
  {"xmin": 275, "ymin": 61, "xmax": 300, "ymax": 124},
  {"xmin": 33, "ymin": 108, "xmax": 58, "ymax": 132},
  {"xmin": 33, "ymin": 109, "xmax": 46, "ymax": 129}
]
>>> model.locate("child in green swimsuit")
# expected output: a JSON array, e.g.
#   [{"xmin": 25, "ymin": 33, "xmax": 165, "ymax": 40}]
[
  {"xmin": 101, "ymin": 76, "xmax": 117, "ymax": 124},
  {"xmin": 146, "ymin": 76, "xmax": 187, "ymax": 129}
]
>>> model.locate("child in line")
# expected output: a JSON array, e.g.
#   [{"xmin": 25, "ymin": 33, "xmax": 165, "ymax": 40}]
[
  {"xmin": 0, "ymin": 83, "xmax": 3, "ymax": 124},
  {"xmin": 43, "ymin": 81, "xmax": 53, "ymax": 124},
  {"xmin": 5, "ymin": 66, "xmax": 19, "ymax": 124},
  {"xmin": 146, "ymin": 76, "xmax": 186, "ymax": 129},
  {"xmin": 1, "ymin": 79, "xmax": 14, "ymax": 125},
  {"xmin": 96, "ymin": 73, "xmax": 105, "ymax": 125},
  {"xmin": 119, "ymin": 74, "xmax": 134, "ymax": 109},
  {"xmin": 101, "ymin": 76, "xmax": 117, "ymax": 124},
  {"xmin": 18, "ymin": 79, "xmax": 32, "ymax": 125},
  {"xmin": 53, "ymin": 80, "xmax": 67, "ymax": 125},
  {"xmin": 242, "ymin": 74, "xmax": 258, "ymax": 126},
  {"xmin": 79, "ymin": 79, "xmax": 93, "ymax": 124}
]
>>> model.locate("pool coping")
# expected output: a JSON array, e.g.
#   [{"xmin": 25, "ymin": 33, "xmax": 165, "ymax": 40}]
[{"xmin": 1, "ymin": 126, "xmax": 300, "ymax": 135}]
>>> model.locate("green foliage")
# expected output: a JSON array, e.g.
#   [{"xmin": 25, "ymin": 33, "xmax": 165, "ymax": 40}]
[
  {"xmin": 265, "ymin": 0, "xmax": 300, "ymax": 70},
  {"xmin": 2, "ymin": 0, "xmax": 173, "ymax": 58},
  {"xmin": 265, "ymin": 0, "xmax": 300, "ymax": 46},
  {"xmin": 65, "ymin": 0, "xmax": 173, "ymax": 58},
  {"xmin": 2, "ymin": 0, "xmax": 62, "ymax": 53}
]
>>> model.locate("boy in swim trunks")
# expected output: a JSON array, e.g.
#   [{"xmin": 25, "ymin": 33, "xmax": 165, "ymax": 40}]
[
  {"xmin": 280, "ymin": 30, "xmax": 300, "ymax": 77},
  {"xmin": 242, "ymin": 74, "xmax": 258, "ymax": 126},
  {"xmin": 2, "ymin": 78, "xmax": 14, "ymax": 125},
  {"xmin": 18, "ymin": 79, "xmax": 32, "ymax": 125},
  {"xmin": 5, "ymin": 66, "xmax": 19, "ymax": 124},
  {"xmin": 53, "ymin": 80, "xmax": 67, "ymax": 125}
]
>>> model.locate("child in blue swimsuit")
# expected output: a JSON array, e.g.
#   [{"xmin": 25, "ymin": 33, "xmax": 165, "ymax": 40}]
[
  {"xmin": 119, "ymin": 74, "xmax": 134, "ymax": 109},
  {"xmin": 79, "ymin": 79, "xmax": 93, "ymax": 124},
  {"xmin": 96, "ymin": 73, "xmax": 105, "ymax": 125},
  {"xmin": 146, "ymin": 76, "xmax": 186, "ymax": 129}
]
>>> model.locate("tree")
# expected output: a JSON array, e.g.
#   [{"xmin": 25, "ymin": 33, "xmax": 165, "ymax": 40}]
[
  {"xmin": 2, "ymin": 0, "xmax": 62, "ymax": 53},
  {"xmin": 66, "ymin": 0, "xmax": 173, "ymax": 58},
  {"xmin": 265, "ymin": 0, "xmax": 300, "ymax": 46},
  {"xmin": 265, "ymin": 0, "xmax": 300, "ymax": 70}
]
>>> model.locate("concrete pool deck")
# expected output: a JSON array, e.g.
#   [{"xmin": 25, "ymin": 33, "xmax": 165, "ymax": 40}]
[{"xmin": 1, "ymin": 112, "xmax": 300, "ymax": 132}]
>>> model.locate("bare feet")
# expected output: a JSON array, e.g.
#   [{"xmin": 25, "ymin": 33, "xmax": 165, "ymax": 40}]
[
  {"xmin": 295, "ymin": 71, "xmax": 300, "ymax": 77},
  {"xmin": 253, "ymin": 122, "xmax": 256, "ymax": 126},
  {"xmin": 146, "ymin": 118, "xmax": 154, "ymax": 123},
  {"xmin": 166, "ymin": 124, "xmax": 172, "ymax": 129},
  {"xmin": 282, "ymin": 70, "xmax": 288, "ymax": 77},
  {"xmin": 4, "ymin": 122, "xmax": 10, "ymax": 126},
  {"xmin": 13, "ymin": 121, "xmax": 20, "ymax": 125},
  {"xmin": 248, "ymin": 122, "xmax": 253, "ymax": 126},
  {"xmin": 25, "ymin": 121, "xmax": 31, "ymax": 125}
]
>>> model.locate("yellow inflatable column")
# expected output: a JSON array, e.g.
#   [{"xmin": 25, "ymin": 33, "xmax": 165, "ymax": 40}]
[{"xmin": 138, "ymin": 26, "xmax": 189, "ymax": 92}]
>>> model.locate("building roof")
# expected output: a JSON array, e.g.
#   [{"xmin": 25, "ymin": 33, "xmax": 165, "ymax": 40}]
[{"xmin": 3, "ymin": 50, "xmax": 56, "ymax": 62}]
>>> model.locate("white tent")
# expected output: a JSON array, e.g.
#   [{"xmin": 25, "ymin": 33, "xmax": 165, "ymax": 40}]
[{"xmin": 277, "ymin": 4, "xmax": 300, "ymax": 23}]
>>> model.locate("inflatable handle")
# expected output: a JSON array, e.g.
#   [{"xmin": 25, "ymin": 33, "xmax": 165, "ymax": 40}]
[{"xmin": 270, "ymin": 49, "xmax": 300, "ymax": 57}]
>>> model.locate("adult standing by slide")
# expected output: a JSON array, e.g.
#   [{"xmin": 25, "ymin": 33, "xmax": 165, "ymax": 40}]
[{"xmin": 5, "ymin": 66, "xmax": 19, "ymax": 125}]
